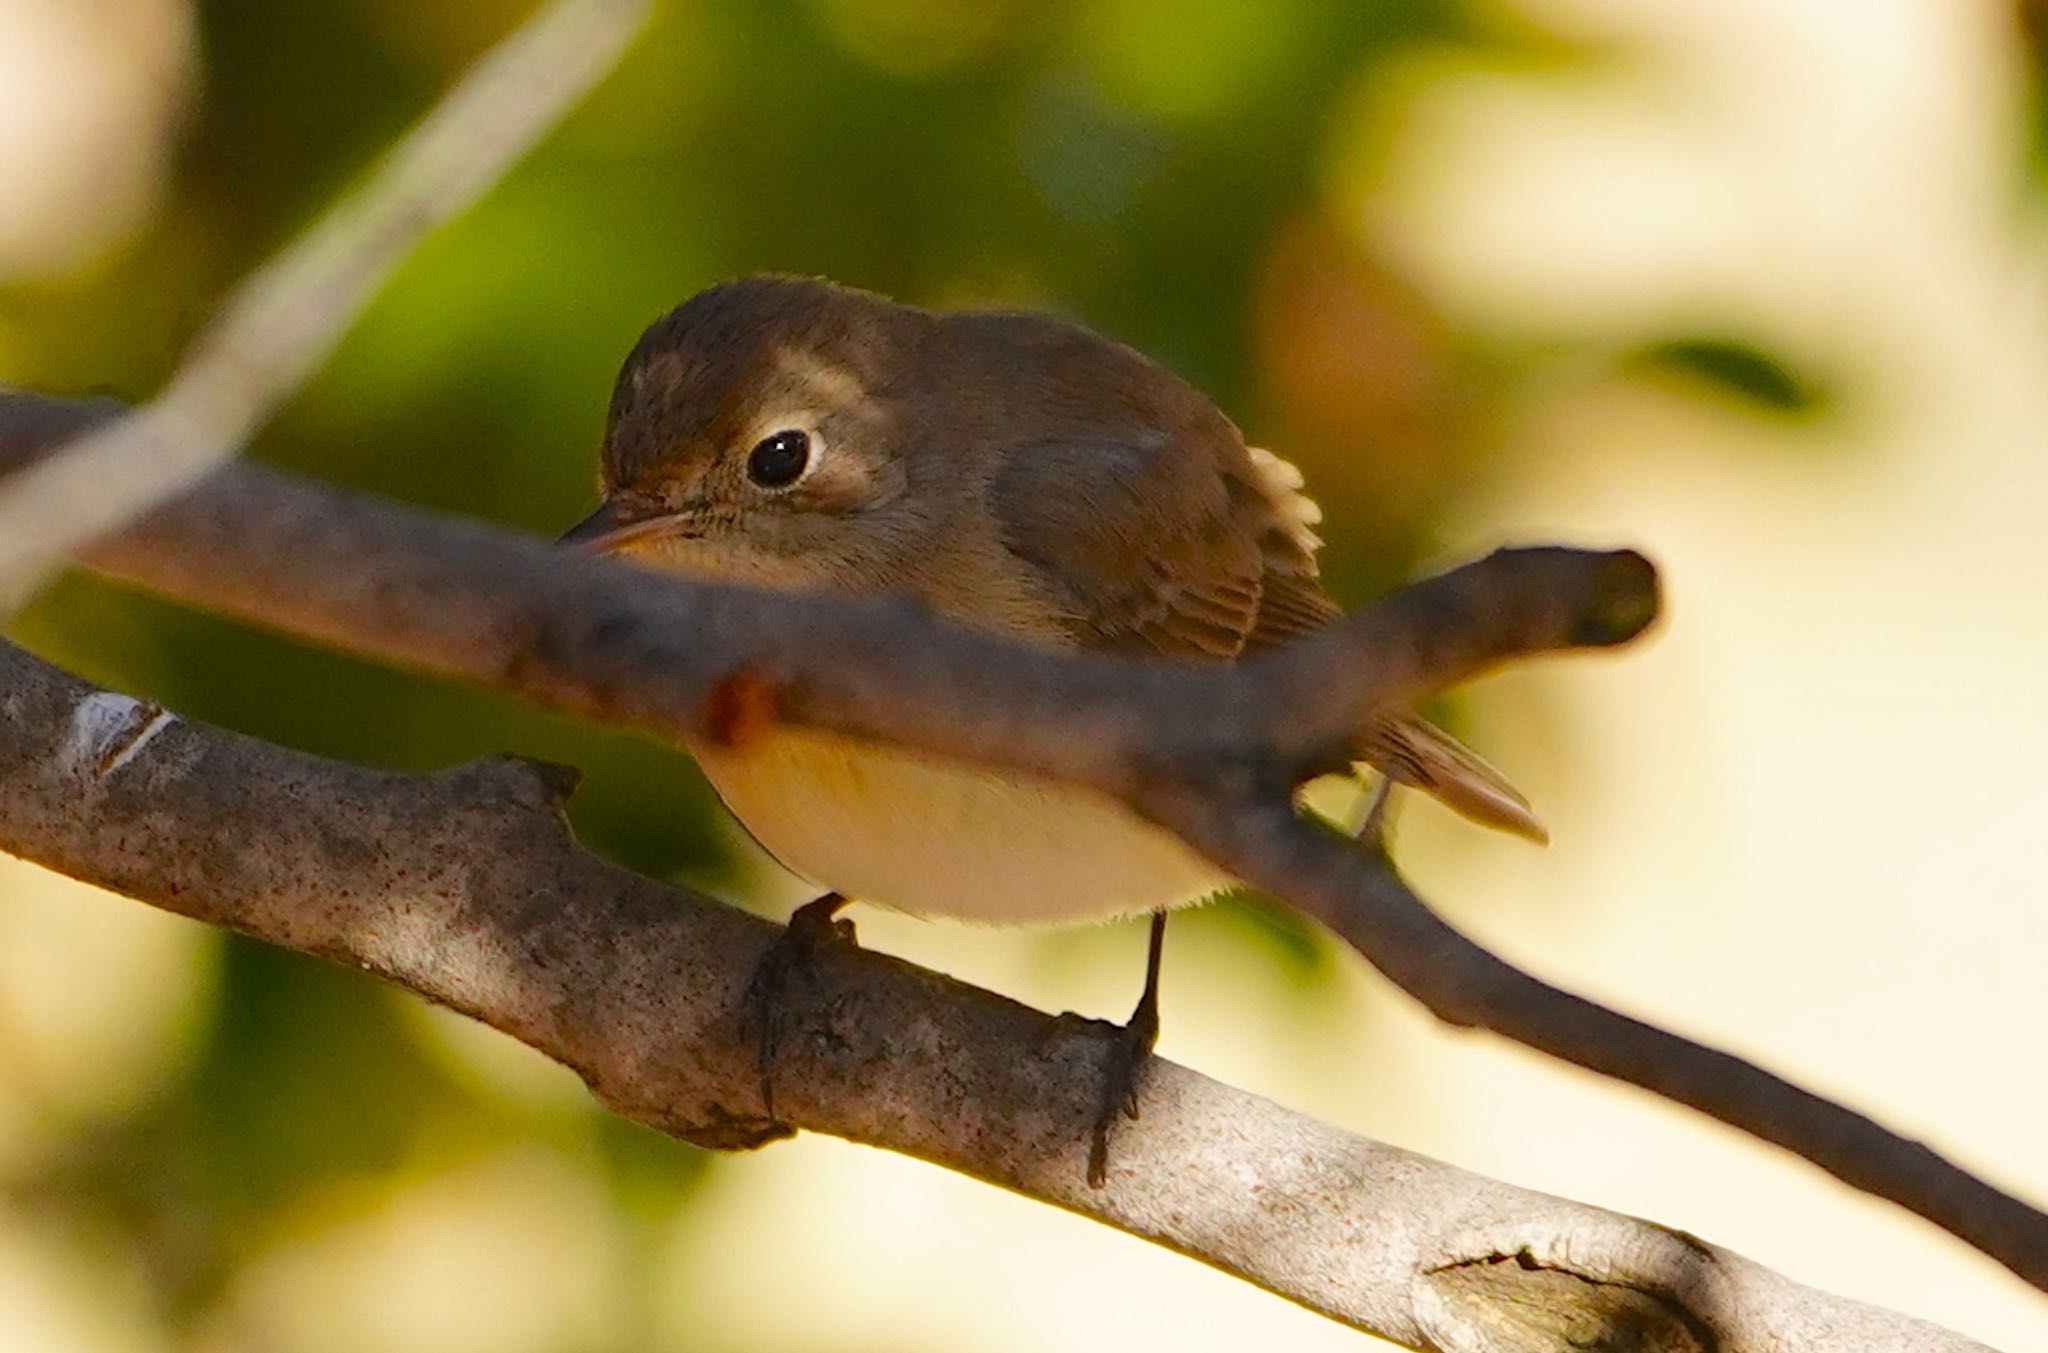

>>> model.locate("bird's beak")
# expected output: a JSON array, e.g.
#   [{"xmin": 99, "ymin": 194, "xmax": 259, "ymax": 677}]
[{"xmin": 555, "ymin": 497, "xmax": 688, "ymax": 555}]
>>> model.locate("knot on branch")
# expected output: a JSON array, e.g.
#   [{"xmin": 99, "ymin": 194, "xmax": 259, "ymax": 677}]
[
  {"xmin": 1414, "ymin": 1218, "xmax": 1721, "ymax": 1352},
  {"xmin": 443, "ymin": 754, "xmax": 582, "ymax": 815},
  {"xmin": 1565, "ymin": 547, "xmax": 1661, "ymax": 648},
  {"xmin": 661, "ymin": 1104, "xmax": 794, "ymax": 1153},
  {"xmin": 1419, "ymin": 1249, "xmax": 1714, "ymax": 1352}
]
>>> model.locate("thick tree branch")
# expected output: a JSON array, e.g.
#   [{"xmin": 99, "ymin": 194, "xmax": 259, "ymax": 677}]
[
  {"xmin": 3, "ymin": 389, "xmax": 2043, "ymax": 1299},
  {"xmin": 0, "ymin": 639, "xmax": 1991, "ymax": 1350}
]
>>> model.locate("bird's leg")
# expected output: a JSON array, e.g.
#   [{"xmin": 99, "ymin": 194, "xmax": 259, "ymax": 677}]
[
  {"xmin": 1087, "ymin": 909, "xmax": 1167, "ymax": 1187},
  {"xmin": 1352, "ymin": 772, "xmax": 1397, "ymax": 851},
  {"xmin": 743, "ymin": 890, "xmax": 855, "ymax": 1115}
]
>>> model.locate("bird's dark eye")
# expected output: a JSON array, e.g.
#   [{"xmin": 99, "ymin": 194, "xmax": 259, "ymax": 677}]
[{"xmin": 746, "ymin": 429, "xmax": 811, "ymax": 488}]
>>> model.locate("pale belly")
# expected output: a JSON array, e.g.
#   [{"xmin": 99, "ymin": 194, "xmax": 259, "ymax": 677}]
[{"xmin": 690, "ymin": 728, "xmax": 1230, "ymax": 925}]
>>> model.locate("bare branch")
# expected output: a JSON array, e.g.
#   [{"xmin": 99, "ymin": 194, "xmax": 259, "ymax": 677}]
[
  {"xmin": 0, "ymin": 0, "xmax": 650, "ymax": 606},
  {"xmin": 3, "ymin": 389, "xmax": 2043, "ymax": 1295},
  {"xmin": 0, "ymin": 639, "xmax": 1993, "ymax": 1351},
  {"xmin": 4, "ymin": 403, "xmax": 1651, "ymax": 805}
]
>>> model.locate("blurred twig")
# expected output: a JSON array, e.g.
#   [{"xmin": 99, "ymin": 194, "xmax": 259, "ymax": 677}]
[
  {"xmin": 0, "ymin": 0, "xmax": 651, "ymax": 609},
  {"xmin": 3, "ymin": 391, "xmax": 2046, "ymax": 1318},
  {"xmin": 2021, "ymin": 0, "xmax": 2048, "ymax": 64}
]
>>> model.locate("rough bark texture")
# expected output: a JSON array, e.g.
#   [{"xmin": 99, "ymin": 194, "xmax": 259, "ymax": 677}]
[{"xmin": 0, "ymin": 640, "xmax": 1990, "ymax": 1351}]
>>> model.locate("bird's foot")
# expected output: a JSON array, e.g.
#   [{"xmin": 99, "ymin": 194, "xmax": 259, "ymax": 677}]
[
  {"xmin": 743, "ymin": 891, "xmax": 854, "ymax": 1115},
  {"xmin": 1085, "ymin": 909, "xmax": 1167, "ymax": 1188},
  {"xmin": 1351, "ymin": 772, "xmax": 1397, "ymax": 853},
  {"xmin": 1086, "ymin": 987, "xmax": 1160, "ymax": 1188}
]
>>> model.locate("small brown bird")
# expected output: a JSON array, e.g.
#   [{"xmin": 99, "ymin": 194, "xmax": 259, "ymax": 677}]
[{"xmin": 561, "ymin": 275, "xmax": 1540, "ymax": 1181}]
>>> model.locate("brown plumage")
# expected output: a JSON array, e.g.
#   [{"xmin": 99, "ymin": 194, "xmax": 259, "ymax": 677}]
[{"xmin": 565, "ymin": 275, "xmax": 1543, "ymax": 924}]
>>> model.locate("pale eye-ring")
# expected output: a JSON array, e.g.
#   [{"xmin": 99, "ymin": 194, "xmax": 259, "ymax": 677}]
[{"xmin": 746, "ymin": 429, "xmax": 811, "ymax": 488}]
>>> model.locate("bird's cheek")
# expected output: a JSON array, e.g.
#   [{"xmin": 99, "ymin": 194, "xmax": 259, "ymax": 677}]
[
  {"xmin": 804, "ymin": 444, "xmax": 905, "ymax": 514},
  {"xmin": 641, "ymin": 527, "xmax": 820, "ymax": 589},
  {"xmin": 613, "ymin": 528, "xmax": 722, "ymax": 576}
]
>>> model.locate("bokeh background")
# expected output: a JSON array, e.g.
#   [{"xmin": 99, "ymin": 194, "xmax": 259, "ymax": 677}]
[{"xmin": 3, "ymin": 0, "xmax": 2047, "ymax": 1348}]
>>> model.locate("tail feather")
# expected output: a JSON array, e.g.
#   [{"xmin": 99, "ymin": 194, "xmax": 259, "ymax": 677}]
[{"xmin": 1364, "ymin": 715, "xmax": 1548, "ymax": 845}]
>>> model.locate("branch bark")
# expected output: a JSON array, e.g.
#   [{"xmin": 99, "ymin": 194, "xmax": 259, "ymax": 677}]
[
  {"xmin": 0, "ymin": 637, "xmax": 1991, "ymax": 1351},
  {"xmin": 3, "ymin": 389, "xmax": 2043, "ymax": 1302}
]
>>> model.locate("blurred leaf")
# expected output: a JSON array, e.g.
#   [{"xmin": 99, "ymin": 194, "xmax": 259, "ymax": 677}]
[
  {"xmin": 1190, "ymin": 893, "xmax": 1337, "ymax": 982},
  {"xmin": 2023, "ymin": 0, "xmax": 2048, "ymax": 167},
  {"xmin": 1634, "ymin": 336, "xmax": 1829, "ymax": 416},
  {"xmin": 182, "ymin": 940, "xmax": 466, "ymax": 1216}
]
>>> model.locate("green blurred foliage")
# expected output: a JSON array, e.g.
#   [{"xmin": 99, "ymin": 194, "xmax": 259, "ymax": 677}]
[
  {"xmin": 1632, "ymin": 336, "xmax": 1830, "ymax": 418},
  {"xmin": 2025, "ymin": 0, "xmax": 2048, "ymax": 161}
]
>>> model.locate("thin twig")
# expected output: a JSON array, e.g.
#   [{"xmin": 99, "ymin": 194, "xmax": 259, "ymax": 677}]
[{"xmin": 0, "ymin": 0, "xmax": 650, "ymax": 608}]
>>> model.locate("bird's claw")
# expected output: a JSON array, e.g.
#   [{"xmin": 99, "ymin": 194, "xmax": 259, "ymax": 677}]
[{"xmin": 743, "ymin": 892, "xmax": 854, "ymax": 1116}]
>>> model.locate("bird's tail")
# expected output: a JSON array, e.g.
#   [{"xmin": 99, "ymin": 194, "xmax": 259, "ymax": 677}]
[{"xmin": 1362, "ymin": 714, "xmax": 1548, "ymax": 844}]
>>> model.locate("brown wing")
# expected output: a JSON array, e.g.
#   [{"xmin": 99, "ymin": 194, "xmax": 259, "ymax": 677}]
[
  {"xmin": 990, "ymin": 433, "xmax": 1321, "ymax": 660},
  {"xmin": 990, "ymin": 432, "xmax": 1545, "ymax": 840},
  {"xmin": 1237, "ymin": 450, "xmax": 1545, "ymax": 838}
]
